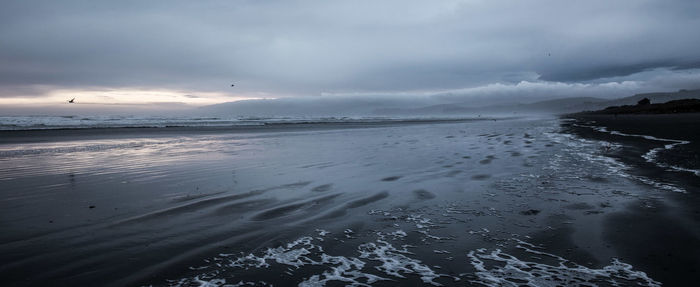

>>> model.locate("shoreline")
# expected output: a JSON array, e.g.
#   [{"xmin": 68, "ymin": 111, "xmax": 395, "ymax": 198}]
[
  {"xmin": 0, "ymin": 117, "xmax": 511, "ymax": 144},
  {"xmin": 562, "ymin": 113, "xmax": 700, "ymax": 285},
  {"xmin": 563, "ymin": 113, "xmax": 700, "ymax": 187},
  {"xmin": 564, "ymin": 112, "xmax": 700, "ymax": 140}
]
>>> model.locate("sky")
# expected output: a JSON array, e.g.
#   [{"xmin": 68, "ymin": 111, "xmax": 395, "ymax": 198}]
[{"xmin": 1, "ymin": 0, "xmax": 700, "ymax": 114}]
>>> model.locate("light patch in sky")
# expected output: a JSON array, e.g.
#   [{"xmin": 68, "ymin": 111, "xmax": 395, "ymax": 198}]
[{"xmin": 0, "ymin": 88, "xmax": 261, "ymax": 106}]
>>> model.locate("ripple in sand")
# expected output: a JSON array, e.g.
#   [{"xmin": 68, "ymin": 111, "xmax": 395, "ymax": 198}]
[
  {"xmin": 584, "ymin": 175, "xmax": 609, "ymax": 183},
  {"xmin": 214, "ymin": 199, "xmax": 276, "ymax": 216},
  {"xmin": 312, "ymin": 184, "xmax": 333, "ymax": 192},
  {"xmin": 251, "ymin": 194, "xmax": 340, "ymax": 221},
  {"xmin": 445, "ymin": 170, "xmax": 462, "ymax": 177},
  {"xmin": 346, "ymin": 191, "xmax": 389, "ymax": 208},
  {"xmin": 381, "ymin": 176, "xmax": 402, "ymax": 182},
  {"xmin": 471, "ymin": 174, "xmax": 491, "ymax": 180},
  {"xmin": 413, "ymin": 189, "xmax": 436, "ymax": 200},
  {"xmin": 320, "ymin": 191, "xmax": 390, "ymax": 219},
  {"xmin": 565, "ymin": 202, "xmax": 595, "ymax": 210}
]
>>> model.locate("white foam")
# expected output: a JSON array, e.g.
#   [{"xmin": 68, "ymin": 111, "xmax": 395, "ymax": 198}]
[
  {"xmin": 300, "ymin": 254, "xmax": 383, "ymax": 287},
  {"xmin": 228, "ymin": 237, "xmax": 318, "ymax": 269},
  {"xmin": 403, "ymin": 214, "xmax": 456, "ymax": 242},
  {"xmin": 376, "ymin": 230, "xmax": 407, "ymax": 240},
  {"xmin": 168, "ymin": 224, "xmax": 662, "ymax": 287},
  {"xmin": 358, "ymin": 240, "xmax": 446, "ymax": 285},
  {"xmin": 169, "ymin": 233, "xmax": 454, "ymax": 287},
  {"xmin": 553, "ymin": 125, "xmax": 688, "ymax": 193},
  {"xmin": 468, "ymin": 239, "xmax": 661, "ymax": 287},
  {"xmin": 344, "ymin": 229, "xmax": 355, "ymax": 238},
  {"xmin": 575, "ymin": 151, "xmax": 686, "ymax": 193},
  {"xmin": 576, "ymin": 123, "xmax": 699, "ymax": 177},
  {"xmin": 169, "ymin": 277, "xmax": 269, "ymax": 287},
  {"xmin": 390, "ymin": 230, "xmax": 407, "ymax": 238}
]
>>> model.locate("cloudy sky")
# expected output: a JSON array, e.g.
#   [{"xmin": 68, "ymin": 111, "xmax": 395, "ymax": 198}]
[{"xmin": 1, "ymin": 0, "xmax": 699, "ymax": 113}]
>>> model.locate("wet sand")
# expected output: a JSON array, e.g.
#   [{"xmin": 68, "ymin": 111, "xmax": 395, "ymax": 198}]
[
  {"xmin": 564, "ymin": 113, "xmax": 700, "ymax": 286},
  {"xmin": 0, "ymin": 116, "xmax": 693, "ymax": 286}
]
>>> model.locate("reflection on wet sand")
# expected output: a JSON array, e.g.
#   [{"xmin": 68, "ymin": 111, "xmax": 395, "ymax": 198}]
[{"xmin": 1, "ymin": 116, "xmax": 694, "ymax": 286}]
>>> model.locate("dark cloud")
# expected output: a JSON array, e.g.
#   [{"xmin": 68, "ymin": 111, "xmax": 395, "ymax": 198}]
[
  {"xmin": 0, "ymin": 0, "xmax": 699, "ymax": 101},
  {"xmin": 538, "ymin": 60, "xmax": 700, "ymax": 82},
  {"xmin": 538, "ymin": 61, "xmax": 675, "ymax": 82}
]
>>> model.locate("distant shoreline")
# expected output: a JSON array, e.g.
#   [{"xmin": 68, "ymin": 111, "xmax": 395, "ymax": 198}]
[
  {"xmin": 563, "ymin": 112, "xmax": 700, "ymax": 141},
  {"xmin": 573, "ymin": 99, "xmax": 700, "ymax": 115},
  {"xmin": 0, "ymin": 117, "xmax": 511, "ymax": 144}
]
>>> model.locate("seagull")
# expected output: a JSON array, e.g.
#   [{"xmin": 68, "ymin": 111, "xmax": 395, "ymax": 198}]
[{"xmin": 68, "ymin": 98, "xmax": 75, "ymax": 103}]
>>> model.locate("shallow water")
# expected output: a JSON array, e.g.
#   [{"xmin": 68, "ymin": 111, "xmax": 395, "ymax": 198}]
[{"xmin": 0, "ymin": 116, "xmax": 693, "ymax": 286}]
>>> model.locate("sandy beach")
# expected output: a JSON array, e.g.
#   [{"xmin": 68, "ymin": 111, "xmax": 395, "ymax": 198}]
[
  {"xmin": 563, "ymin": 113, "xmax": 700, "ymax": 286},
  {"xmin": 0, "ymin": 116, "xmax": 696, "ymax": 286}
]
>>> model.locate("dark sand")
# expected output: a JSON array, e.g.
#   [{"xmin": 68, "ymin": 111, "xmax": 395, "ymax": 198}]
[
  {"xmin": 1, "ymin": 116, "xmax": 695, "ymax": 286},
  {"xmin": 564, "ymin": 113, "xmax": 700, "ymax": 286}
]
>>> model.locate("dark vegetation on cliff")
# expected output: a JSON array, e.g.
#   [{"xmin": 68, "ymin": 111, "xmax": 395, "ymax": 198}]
[{"xmin": 583, "ymin": 98, "xmax": 700, "ymax": 114}]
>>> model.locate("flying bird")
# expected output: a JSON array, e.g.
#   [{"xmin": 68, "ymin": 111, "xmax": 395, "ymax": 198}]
[
  {"xmin": 68, "ymin": 98, "xmax": 75, "ymax": 103},
  {"xmin": 231, "ymin": 84, "xmax": 235, "ymax": 87}
]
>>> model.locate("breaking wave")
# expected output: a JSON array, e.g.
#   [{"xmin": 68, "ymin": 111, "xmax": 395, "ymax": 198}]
[{"xmin": 0, "ymin": 115, "xmax": 485, "ymax": 131}]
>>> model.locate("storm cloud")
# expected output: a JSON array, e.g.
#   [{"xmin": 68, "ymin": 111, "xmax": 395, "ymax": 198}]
[{"xmin": 1, "ymin": 0, "xmax": 699, "ymax": 107}]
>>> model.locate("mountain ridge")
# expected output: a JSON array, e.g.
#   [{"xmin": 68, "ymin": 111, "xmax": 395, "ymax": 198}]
[{"xmin": 199, "ymin": 89, "xmax": 700, "ymax": 116}]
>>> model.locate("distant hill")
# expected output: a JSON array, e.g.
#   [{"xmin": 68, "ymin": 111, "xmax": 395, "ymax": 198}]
[
  {"xmin": 512, "ymin": 89, "xmax": 700, "ymax": 114},
  {"xmin": 520, "ymin": 89, "xmax": 700, "ymax": 114},
  {"xmin": 198, "ymin": 89, "xmax": 700, "ymax": 117},
  {"xmin": 375, "ymin": 97, "xmax": 609, "ymax": 115},
  {"xmin": 200, "ymin": 96, "xmax": 435, "ymax": 117},
  {"xmin": 592, "ymin": 89, "xmax": 700, "ymax": 110},
  {"xmin": 515, "ymin": 97, "xmax": 609, "ymax": 113},
  {"xmin": 377, "ymin": 89, "xmax": 700, "ymax": 115},
  {"xmin": 582, "ymin": 98, "xmax": 700, "ymax": 114}
]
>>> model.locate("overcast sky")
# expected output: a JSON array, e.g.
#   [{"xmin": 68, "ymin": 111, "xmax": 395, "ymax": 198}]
[{"xmin": 1, "ymin": 0, "xmax": 700, "ymax": 113}]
